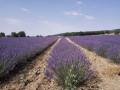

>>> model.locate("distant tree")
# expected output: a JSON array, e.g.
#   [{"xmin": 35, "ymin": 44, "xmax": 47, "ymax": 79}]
[
  {"xmin": 0, "ymin": 32, "xmax": 5, "ymax": 37},
  {"xmin": 36, "ymin": 35, "xmax": 39, "ymax": 37},
  {"xmin": 6, "ymin": 35, "xmax": 11, "ymax": 37},
  {"xmin": 114, "ymin": 29, "xmax": 120, "ymax": 35},
  {"xmin": 11, "ymin": 32, "xmax": 18, "ymax": 37},
  {"xmin": 105, "ymin": 30, "xmax": 110, "ymax": 34},
  {"xmin": 114, "ymin": 31, "xmax": 119, "ymax": 35},
  {"xmin": 36, "ymin": 35, "xmax": 43, "ymax": 37},
  {"xmin": 18, "ymin": 31, "xmax": 26, "ymax": 37}
]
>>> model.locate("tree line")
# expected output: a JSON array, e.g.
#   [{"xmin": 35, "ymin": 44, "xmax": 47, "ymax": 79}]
[
  {"xmin": 0, "ymin": 31, "xmax": 26, "ymax": 37},
  {"xmin": 1, "ymin": 29, "xmax": 120, "ymax": 37},
  {"xmin": 53, "ymin": 29, "xmax": 120, "ymax": 36}
]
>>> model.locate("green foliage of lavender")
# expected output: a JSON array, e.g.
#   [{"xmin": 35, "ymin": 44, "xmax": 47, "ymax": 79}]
[
  {"xmin": 45, "ymin": 38, "xmax": 95, "ymax": 89},
  {"xmin": 0, "ymin": 37, "xmax": 58, "ymax": 78},
  {"xmin": 68, "ymin": 35, "xmax": 120, "ymax": 63}
]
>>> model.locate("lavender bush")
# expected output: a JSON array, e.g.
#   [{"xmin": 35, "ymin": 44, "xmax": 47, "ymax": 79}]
[
  {"xmin": 0, "ymin": 37, "xmax": 58, "ymax": 78},
  {"xmin": 45, "ymin": 37, "xmax": 95, "ymax": 90},
  {"xmin": 68, "ymin": 35, "xmax": 120, "ymax": 63}
]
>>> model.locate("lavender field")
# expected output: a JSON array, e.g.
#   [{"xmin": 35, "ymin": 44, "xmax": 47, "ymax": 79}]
[
  {"xmin": 0, "ymin": 37, "xmax": 58, "ymax": 78},
  {"xmin": 0, "ymin": 35, "xmax": 120, "ymax": 90},
  {"xmin": 45, "ymin": 37, "xmax": 95, "ymax": 89},
  {"xmin": 68, "ymin": 35, "xmax": 120, "ymax": 63}
]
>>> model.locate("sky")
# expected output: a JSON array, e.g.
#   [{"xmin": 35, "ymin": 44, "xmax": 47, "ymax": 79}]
[{"xmin": 0, "ymin": 0, "xmax": 120, "ymax": 36}]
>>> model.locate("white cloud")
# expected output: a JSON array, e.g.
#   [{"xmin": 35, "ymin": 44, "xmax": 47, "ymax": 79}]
[
  {"xmin": 64, "ymin": 11, "xmax": 83, "ymax": 16},
  {"xmin": 84, "ymin": 16, "xmax": 95, "ymax": 20},
  {"xmin": 76, "ymin": 1, "xmax": 83, "ymax": 5},
  {"xmin": 21, "ymin": 8, "xmax": 29, "ymax": 12},
  {"xmin": 5, "ymin": 18, "xmax": 22, "ymax": 25}
]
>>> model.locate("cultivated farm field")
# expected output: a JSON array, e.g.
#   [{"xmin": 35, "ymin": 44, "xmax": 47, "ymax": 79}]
[{"xmin": 0, "ymin": 35, "xmax": 120, "ymax": 90}]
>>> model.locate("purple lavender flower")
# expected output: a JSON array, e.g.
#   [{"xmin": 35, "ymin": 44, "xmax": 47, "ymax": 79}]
[
  {"xmin": 68, "ymin": 35, "xmax": 120, "ymax": 63},
  {"xmin": 45, "ymin": 37, "xmax": 95, "ymax": 89},
  {"xmin": 0, "ymin": 37, "xmax": 58, "ymax": 78}
]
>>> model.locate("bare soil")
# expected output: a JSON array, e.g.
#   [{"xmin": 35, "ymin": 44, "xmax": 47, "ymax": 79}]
[{"xmin": 66, "ymin": 37, "xmax": 120, "ymax": 90}]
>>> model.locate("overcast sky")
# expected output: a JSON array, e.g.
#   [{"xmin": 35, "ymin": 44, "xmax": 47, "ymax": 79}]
[{"xmin": 0, "ymin": 0, "xmax": 120, "ymax": 36}]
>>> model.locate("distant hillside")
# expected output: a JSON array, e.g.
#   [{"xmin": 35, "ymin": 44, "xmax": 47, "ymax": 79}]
[{"xmin": 49, "ymin": 29, "xmax": 120, "ymax": 36}]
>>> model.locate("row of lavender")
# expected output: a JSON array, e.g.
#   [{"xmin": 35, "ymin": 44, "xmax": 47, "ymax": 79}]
[
  {"xmin": 45, "ymin": 37, "xmax": 95, "ymax": 89},
  {"xmin": 0, "ymin": 37, "xmax": 58, "ymax": 78},
  {"xmin": 68, "ymin": 35, "xmax": 120, "ymax": 63}
]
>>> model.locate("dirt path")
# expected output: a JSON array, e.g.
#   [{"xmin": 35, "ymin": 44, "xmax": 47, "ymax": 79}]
[
  {"xmin": 0, "ymin": 38, "xmax": 63, "ymax": 90},
  {"xmin": 66, "ymin": 38, "xmax": 120, "ymax": 90}
]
